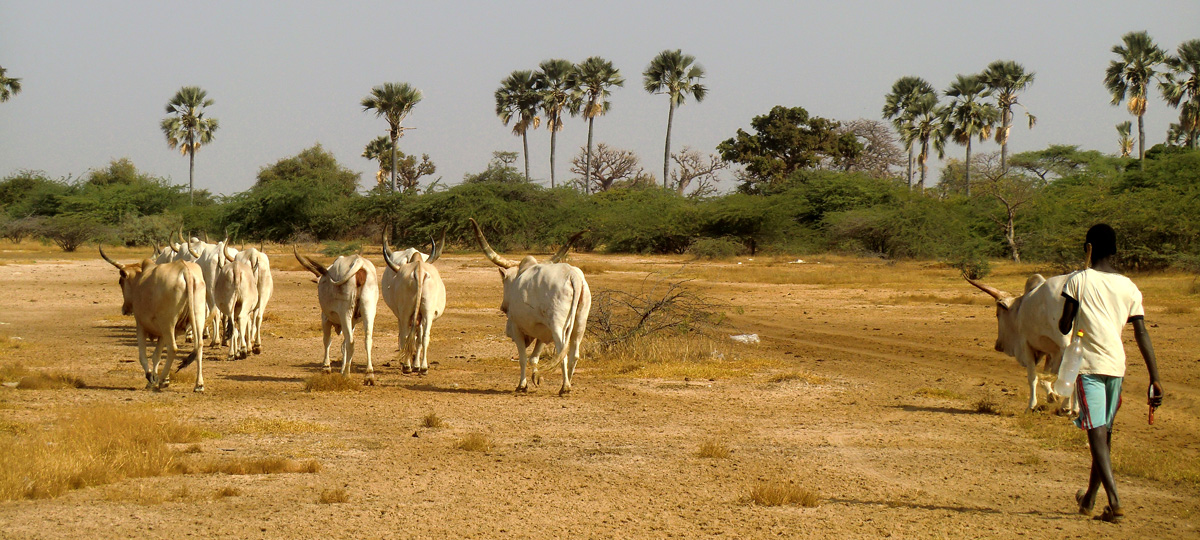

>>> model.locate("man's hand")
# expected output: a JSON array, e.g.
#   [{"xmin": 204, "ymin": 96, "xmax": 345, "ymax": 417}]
[{"xmin": 1149, "ymin": 381, "xmax": 1164, "ymax": 408}]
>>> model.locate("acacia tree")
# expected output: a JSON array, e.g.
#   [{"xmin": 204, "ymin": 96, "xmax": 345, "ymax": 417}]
[
  {"xmin": 535, "ymin": 59, "xmax": 576, "ymax": 188},
  {"xmin": 1105, "ymin": 31, "xmax": 1167, "ymax": 163},
  {"xmin": 567, "ymin": 56, "xmax": 624, "ymax": 194},
  {"xmin": 495, "ymin": 70, "xmax": 541, "ymax": 182},
  {"xmin": 1159, "ymin": 39, "xmax": 1200, "ymax": 148},
  {"xmin": 976, "ymin": 153, "xmax": 1037, "ymax": 262},
  {"xmin": 0, "ymin": 66, "xmax": 21, "ymax": 102},
  {"xmin": 940, "ymin": 74, "xmax": 999, "ymax": 195},
  {"xmin": 717, "ymin": 105, "xmax": 860, "ymax": 190},
  {"xmin": 882, "ymin": 76, "xmax": 936, "ymax": 189},
  {"xmin": 161, "ymin": 86, "xmax": 218, "ymax": 205},
  {"xmin": 643, "ymin": 49, "xmax": 707, "ymax": 188},
  {"xmin": 362, "ymin": 82, "xmax": 422, "ymax": 192},
  {"xmin": 980, "ymin": 60, "xmax": 1036, "ymax": 172}
]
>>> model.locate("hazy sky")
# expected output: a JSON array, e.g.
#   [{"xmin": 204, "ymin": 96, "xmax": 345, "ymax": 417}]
[{"xmin": 1, "ymin": 1, "xmax": 1197, "ymax": 195}]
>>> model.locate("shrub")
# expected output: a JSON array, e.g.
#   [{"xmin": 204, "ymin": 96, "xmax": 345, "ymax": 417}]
[
  {"xmin": 1, "ymin": 216, "xmax": 45, "ymax": 243},
  {"xmin": 457, "ymin": 433, "xmax": 492, "ymax": 452},
  {"xmin": 42, "ymin": 214, "xmax": 104, "ymax": 252},
  {"xmin": 697, "ymin": 440, "xmax": 730, "ymax": 459},
  {"xmin": 687, "ymin": 237, "xmax": 743, "ymax": 259},
  {"xmin": 747, "ymin": 481, "xmax": 820, "ymax": 507},
  {"xmin": 949, "ymin": 253, "xmax": 991, "ymax": 280}
]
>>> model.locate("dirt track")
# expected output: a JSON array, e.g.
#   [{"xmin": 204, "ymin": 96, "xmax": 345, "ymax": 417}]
[{"xmin": 0, "ymin": 249, "xmax": 1197, "ymax": 539}]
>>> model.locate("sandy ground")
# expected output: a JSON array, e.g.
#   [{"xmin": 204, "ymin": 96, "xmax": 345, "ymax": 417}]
[{"xmin": 0, "ymin": 247, "xmax": 1197, "ymax": 539}]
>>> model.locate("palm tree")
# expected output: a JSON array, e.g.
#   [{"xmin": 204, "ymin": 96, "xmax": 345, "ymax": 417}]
[
  {"xmin": 0, "ymin": 66, "xmax": 21, "ymax": 102},
  {"xmin": 161, "ymin": 86, "xmax": 218, "ymax": 205},
  {"xmin": 362, "ymin": 82, "xmax": 423, "ymax": 192},
  {"xmin": 643, "ymin": 49, "xmax": 707, "ymax": 188},
  {"xmin": 1117, "ymin": 121, "xmax": 1134, "ymax": 157},
  {"xmin": 898, "ymin": 93, "xmax": 946, "ymax": 193},
  {"xmin": 941, "ymin": 74, "xmax": 999, "ymax": 196},
  {"xmin": 567, "ymin": 56, "xmax": 624, "ymax": 194},
  {"xmin": 882, "ymin": 76, "xmax": 936, "ymax": 189},
  {"xmin": 1159, "ymin": 39, "xmax": 1200, "ymax": 148},
  {"xmin": 535, "ymin": 59, "xmax": 575, "ymax": 188},
  {"xmin": 1105, "ymin": 31, "xmax": 1167, "ymax": 163},
  {"xmin": 980, "ymin": 60, "xmax": 1036, "ymax": 172},
  {"xmin": 495, "ymin": 70, "xmax": 542, "ymax": 183}
]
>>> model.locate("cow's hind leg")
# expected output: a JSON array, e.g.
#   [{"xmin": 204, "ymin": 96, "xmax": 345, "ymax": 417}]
[
  {"xmin": 362, "ymin": 311, "xmax": 375, "ymax": 386},
  {"xmin": 552, "ymin": 335, "xmax": 571, "ymax": 396},
  {"xmin": 339, "ymin": 311, "xmax": 355, "ymax": 377},
  {"xmin": 321, "ymin": 316, "xmax": 334, "ymax": 373},
  {"xmin": 156, "ymin": 333, "xmax": 177, "ymax": 391},
  {"xmin": 1020, "ymin": 348, "xmax": 1039, "ymax": 412},
  {"xmin": 528, "ymin": 341, "xmax": 544, "ymax": 386},
  {"xmin": 513, "ymin": 332, "xmax": 531, "ymax": 393},
  {"xmin": 136, "ymin": 326, "xmax": 154, "ymax": 389}
]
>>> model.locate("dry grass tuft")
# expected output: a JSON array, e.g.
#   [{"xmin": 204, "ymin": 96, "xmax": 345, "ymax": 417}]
[
  {"xmin": 594, "ymin": 334, "xmax": 780, "ymax": 380},
  {"xmin": 229, "ymin": 418, "xmax": 329, "ymax": 435},
  {"xmin": 181, "ymin": 457, "xmax": 321, "ymax": 476},
  {"xmin": 747, "ymin": 481, "xmax": 820, "ymax": 507},
  {"xmin": 16, "ymin": 372, "xmax": 85, "ymax": 390},
  {"xmin": 0, "ymin": 362, "xmax": 32, "ymax": 383},
  {"xmin": 0, "ymin": 405, "xmax": 203, "ymax": 500},
  {"xmin": 1012, "ymin": 413, "xmax": 1086, "ymax": 450},
  {"xmin": 697, "ymin": 439, "xmax": 731, "ymax": 459},
  {"xmin": 457, "ymin": 432, "xmax": 492, "ymax": 452},
  {"xmin": 303, "ymin": 373, "xmax": 360, "ymax": 392},
  {"xmin": 421, "ymin": 412, "xmax": 444, "ymax": 429},
  {"xmin": 769, "ymin": 371, "xmax": 829, "ymax": 385},
  {"xmin": 913, "ymin": 387, "xmax": 966, "ymax": 400},
  {"xmin": 216, "ymin": 486, "xmax": 242, "ymax": 498},
  {"xmin": 1020, "ymin": 453, "xmax": 1042, "ymax": 466},
  {"xmin": 318, "ymin": 488, "xmax": 349, "ymax": 504},
  {"xmin": 1113, "ymin": 446, "xmax": 1200, "ymax": 487},
  {"xmin": 973, "ymin": 394, "xmax": 1003, "ymax": 415}
]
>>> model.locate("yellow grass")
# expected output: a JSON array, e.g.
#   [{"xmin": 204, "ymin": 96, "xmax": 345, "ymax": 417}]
[
  {"xmin": 421, "ymin": 412, "xmax": 444, "ymax": 429},
  {"xmin": 228, "ymin": 418, "xmax": 329, "ymax": 435},
  {"xmin": 972, "ymin": 394, "xmax": 1004, "ymax": 415},
  {"xmin": 0, "ymin": 405, "xmax": 203, "ymax": 500},
  {"xmin": 318, "ymin": 488, "xmax": 349, "ymax": 504},
  {"xmin": 180, "ymin": 457, "xmax": 320, "ymax": 475},
  {"xmin": 216, "ymin": 486, "xmax": 242, "ymax": 498},
  {"xmin": 1113, "ymin": 446, "xmax": 1200, "ymax": 487},
  {"xmin": 747, "ymin": 481, "xmax": 820, "ymax": 507},
  {"xmin": 303, "ymin": 373, "xmax": 360, "ymax": 392},
  {"xmin": 16, "ymin": 372, "xmax": 86, "ymax": 390},
  {"xmin": 593, "ymin": 334, "xmax": 781, "ymax": 380},
  {"xmin": 1012, "ymin": 413, "xmax": 1086, "ymax": 451},
  {"xmin": 457, "ymin": 432, "xmax": 492, "ymax": 452},
  {"xmin": 697, "ymin": 440, "xmax": 731, "ymax": 459}
]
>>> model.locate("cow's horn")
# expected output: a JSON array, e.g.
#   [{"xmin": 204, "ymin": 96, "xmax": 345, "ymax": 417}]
[
  {"xmin": 965, "ymin": 277, "xmax": 1008, "ymax": 301},
  {"xmin": 99, "ymin": 245, "xmax": 124, "ymax": 270},
  {"xmin": 381, "ymin": 230, "xmax": 401, "ymax": 272},
  {"xmin": 469, "ymin": 218, "xmax": 518, "ymax": 269},
  {"xmin": 187, "ymin": 243, "xmax": 200, "ymax": 259},
  {"xmin": 202, "ymin": 231, "xmax": 210, "ymax": 243},
  {"xmin": 223, "ymin": 245, "xmax": 236, "ymax": 263},
  {"xmin": 178, "ymin": 228, "xmax": 187, "ymax": 247},
  {"xmin": 427, "ymin": 228, "xmax": 446, "ymax": 264},
  {"xmin": 293, "ymin": 245, "xmax": 327, "ymax": 277},
  {"xmin": 550, "ymin": 229, "xmax": 587, "ymax": 264}
]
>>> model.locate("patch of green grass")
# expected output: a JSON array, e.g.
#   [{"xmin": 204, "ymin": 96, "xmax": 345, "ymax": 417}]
[{"xmin": 1113, "ymin": 446, "xmax": 1200, "ymax": 487}]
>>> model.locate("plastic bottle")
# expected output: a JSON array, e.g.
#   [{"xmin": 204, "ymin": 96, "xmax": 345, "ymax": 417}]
[{"xmin": 1054, "ymin": 330, "xmax": 1085, "ymax": 396}]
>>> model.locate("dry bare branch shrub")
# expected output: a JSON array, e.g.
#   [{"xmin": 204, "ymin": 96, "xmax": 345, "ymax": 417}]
[
  {"xmin": 421, "ymin": 412, "xmax": 444, "ymax": 428},
  {"xmin": 587, "ymin": 271, "xmax": 727, "ymax": 349}
]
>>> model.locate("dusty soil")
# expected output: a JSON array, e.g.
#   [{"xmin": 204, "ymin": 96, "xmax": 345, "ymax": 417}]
[{"xmin": 0, "ymin": 246, "xmax": 1197, "ymax": 539}]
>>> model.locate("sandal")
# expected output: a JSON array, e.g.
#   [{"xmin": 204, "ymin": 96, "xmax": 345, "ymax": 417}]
[
  {"xmin": 1099, "ymin": 505, "xmax": 1124, "ymax": 523},
  {"xmin": 1075, "ymin": 489, "xmax": 1094, "ymax": 515}
]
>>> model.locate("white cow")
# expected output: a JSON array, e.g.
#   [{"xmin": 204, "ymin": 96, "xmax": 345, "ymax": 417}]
[
  {"xmin": 100, "ymin": 245, "xmax": 207, "ymax": 392},
  {"xmin": 214, "ymin": 247, "xmax": 258, "ymax": 360},
  {"xmin": 469, "ymin": 219, "xmax": 590, "ymax": 395},
  {"xmin": 173, "ymin": 230, "xmax": 233, "ymax": 347},
  {"xmin": 293, "ymin": 248, "xmax": 379, "ymax": 384},
  {"xmin": 235, "ymin": 246, "xmax": 274, "ymax": 355},
  {"xmin": 967, "ymin": 274, "xmax": 1074, "ymax": 412},
  {"xmin": 382, "ymin": 233, "xmax": 446, "ymax": 375}
]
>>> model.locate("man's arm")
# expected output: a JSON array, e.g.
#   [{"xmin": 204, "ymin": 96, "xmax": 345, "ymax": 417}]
[
  {"xmin": 1131, "ymin": 317, "xmax": 1163, "ymax": 405},
  {"xmin": 1059, "ymin": 295, "xmax": 1078, "ymax": 335}
]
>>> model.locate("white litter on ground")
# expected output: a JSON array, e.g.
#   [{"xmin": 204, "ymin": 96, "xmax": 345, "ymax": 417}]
[
  {"xmin": 730, "ymin": 333, "xmax": 760, "ymax": 344},
  {"xmin": 788, "ymin": 259, "xmax": 805, "ymax": 264}
]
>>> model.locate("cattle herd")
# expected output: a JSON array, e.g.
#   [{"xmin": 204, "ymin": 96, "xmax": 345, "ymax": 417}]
[
  {"xmin": 98, "ymin": 220, "xmax": 590, "ymax": 396},
  {"xmin": 99, "ymin": 221, "xmax": 1079, "ymax": 411}
]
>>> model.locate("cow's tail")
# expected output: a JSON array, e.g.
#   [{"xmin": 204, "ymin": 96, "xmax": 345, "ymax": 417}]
[
  {"xmin": 404, "ymin": 269, "xmax": 426, "ymax": 355},
  {"xmin": 177, "ymin": 269, "xmax": 203, "ymax": 371},
  {"xmin": 541, "ymin": 276, "xmax": 585, "ymax": 374}
]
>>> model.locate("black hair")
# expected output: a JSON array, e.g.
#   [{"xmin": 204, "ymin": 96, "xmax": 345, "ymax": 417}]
[{"xmin": 1086, "ymin": 223, "xmax": 1117, "ymax": 262}]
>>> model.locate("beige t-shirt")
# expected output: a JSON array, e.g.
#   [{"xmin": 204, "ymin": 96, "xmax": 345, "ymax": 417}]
[{"xmin": 1062, "ymin": 269, "xmax": 1145, "ymax": 377}]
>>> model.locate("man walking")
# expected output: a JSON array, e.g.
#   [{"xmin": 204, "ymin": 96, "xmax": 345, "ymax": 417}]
[{"xmin": 1058, "ymin": 223, "xmax": 1163, "ymax": 523}]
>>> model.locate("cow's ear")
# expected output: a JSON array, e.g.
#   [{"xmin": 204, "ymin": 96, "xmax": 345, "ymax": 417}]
[
  {"xmin": 498, "ymin": 268, "xmax": 506, "ymax": 280},
  {"xmin": 998, "ymin": 297, "xmax": 1015, "ymax": 310}
]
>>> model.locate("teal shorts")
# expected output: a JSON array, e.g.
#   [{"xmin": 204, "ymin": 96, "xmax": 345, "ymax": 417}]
[{"xmin": 1074, "ymin": 374, "xmax": 1123, "ymax": 430}]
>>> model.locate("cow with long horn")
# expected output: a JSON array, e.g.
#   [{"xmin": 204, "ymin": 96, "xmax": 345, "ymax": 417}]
[
  {"xmin": 234, "ymin": 246, "xmax": 274, "ymax": 355},
  {"xmin": 382, "ymin": 230, "xmax": 447, "ymax": 375},
  {"xmin": 470, "ymin": 218, "xmax": 590, "ymax": 395},
  {"xmin": 100, "ymin": 245, "xmax": 207, "ymax": 392},
  {"xmin": 966, "ymin": 273, "xmax": 1073, "ymax": 412},
  {"xmin": 293, "ymin": 246, "xmax": 379, "ymax": 384}
]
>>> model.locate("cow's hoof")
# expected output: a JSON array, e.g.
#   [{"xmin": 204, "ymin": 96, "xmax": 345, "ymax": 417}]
[
  {"xmin": 558, "ymin": 387, "xmax": 571, "ymax": 397},
  {"xmin": 515, "ymin": 385, "xmax": 528, "ymax": 394},
  {"xmin": 239, "ymin": 351, "xmax": 248, "ymax": 360},
  {"xmin": 193, "ymin": 385, "xmax": 205, "ymax": 393},
  {"xmin": 402, "ymin": 366, "xmax": 412, "ymax": 374},
  {"xmin": 419, "ymin": 368, "xmax": 429, "ymax": 376},
  {"xmin": 363, "ymin": 376, "xmax": 376, "ymax": 386},
  {"xmin": 252, "ymin": 346, "xmax": 262, "ymax": 355},
  {"xmin": 532, "ymin": 374, "xmax": 542, "ymax": 386},
  {"xmin": 322, "ymin": 367, "xmax": 332, "ymax": 374}
]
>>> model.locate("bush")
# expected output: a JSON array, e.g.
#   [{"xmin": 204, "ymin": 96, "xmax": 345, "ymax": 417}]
[
  {"xmin": 687, "ymin": 237, "xmax": 743, "ymax": 259},
  {"xmin": 949, "ymin": 253, "xmax": 991, "ymax": 280},
  {"xmin": 1, "ymin": 216, "xmax": 45, "ymax": 243},
  {"xmin": 117, "ymin": 214, "xmax": 178, "ymax": 247},
  {"xmin": 42, "ymin": 214, "xmax": 104, "ymax": 252}
]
